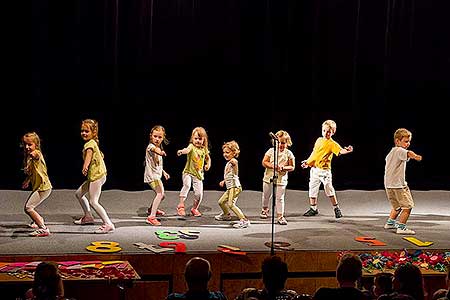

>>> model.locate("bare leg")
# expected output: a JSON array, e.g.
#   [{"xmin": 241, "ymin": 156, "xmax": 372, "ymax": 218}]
[{"xmin": 398, "ymin": 208, "xmax": 411, "ymax": 224}]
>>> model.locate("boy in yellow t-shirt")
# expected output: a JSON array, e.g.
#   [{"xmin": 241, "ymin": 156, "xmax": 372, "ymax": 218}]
[{"xmin": 301, "ymin": 120, "xmax": 353, "ymax": 218}]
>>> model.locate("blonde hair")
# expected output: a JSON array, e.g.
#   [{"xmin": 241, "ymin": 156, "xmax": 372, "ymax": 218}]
[
  {"xmin": 275, "ymin": 130, "xmax": 293, "ymax": 147},
  {"xmin": 394, "ymin": 128, "xmax": 412, "ymax": 142},
  {"xmin": 190, "ymin": 127, "xmax": 209, "ymax": 150},
  {"xmin": 150, "ymin": 125, "xmax": 169, "ymax": 150},
  {"xmin": 22, "ymin": 132, "xmax": 41, "ymax": 175},
  {"xmin": 81, "ymin": 119, "xmax": 100, "ymax": 145},
  {"xmin": 223, "ymin": 140, "xmax": 240, "ymax": 158},
  {"xmin": 322, "ymin": 119, "xmax": 337, "ymax": 133}
]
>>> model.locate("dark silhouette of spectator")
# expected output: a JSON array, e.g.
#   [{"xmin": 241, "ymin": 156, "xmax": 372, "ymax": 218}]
[
  {"xmin": 378, "ymin": 263, "xmax": 425, "ymax": 300},
  {"xmin": 234, "ymin": 255, "xmax": 299, "ymax": 300},
  {"xmin": 313, "ymin": 253, "xmax": 371, "ymax": 300},
  {"xmin": 166, "ymin": 257, "xmax": 227, "ymax": 300},
  {"xmin": 25, "ymin": 261, "xmax": 65, "ymax": 300},
  {"xmin": 432, "ymin": 267, "xmax": 449, "ymax": 300},
  {"xmin": 373, "ymin": 272, "xmax": 394, "ymax": 298}
]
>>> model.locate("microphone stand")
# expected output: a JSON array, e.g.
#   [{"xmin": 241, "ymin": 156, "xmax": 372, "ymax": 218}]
[{"xmin": 270, "ymin": 136, "xmax": 279, "ymax": 256}]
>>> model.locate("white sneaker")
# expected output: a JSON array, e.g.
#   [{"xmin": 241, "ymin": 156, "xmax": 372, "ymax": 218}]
[
  {"xmin": 396, "ymin": 227, "xmax": 415, "ymax": 235},
  {"xmin": 384, "ymin": 223, "xmax": 397, "ymax": 229},
  {"xmin": 94, "ymin": 223, "xmax": 115, "ymax": 234},
  {"xmin": 215, "ymin": 213, "xmax": 232, "ymax": 221},
  {"xmin": 233, "ymin": 219, "xmax": 250, "ymax": 229},
  {"xmin": 277, "ymin": 216, "xmax": 288, "ymax": 225},
  {"xmin": 260, "ymin": 209, "xmax": 269, "ymax": 219},
  {"xmin": 29, "ymin": 227, "xmax": 50, "ymax": 237}
]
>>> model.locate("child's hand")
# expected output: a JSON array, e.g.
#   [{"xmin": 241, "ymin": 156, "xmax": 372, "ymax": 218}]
[
  {"xmin": 163, "ymin": 171, "xmax": 170, "ymax": 180},
  {"xmin": 219, "ymin": 180, "xmax": 224, "ymax": 188},
  {"xmin": 160, "ymin": 150, "xmax": 167, "ymax": 157},
  {"xmin": 82, "ymin": 167, "xmax": 88, "ymax": 176},
  {"xmin": 301, "ymin": 160, "xmax": 309, "ymax": 169},
  {"xmin": 177, "ymin": 150, "xmax": 183, "ymax": 156},
  {"xmin": 345, "ymin": 145, "xmax": 353, "ymax": 152},
  {"xmin": 22, "ymin": 180, "xmax": 29, "ymax": 189}
]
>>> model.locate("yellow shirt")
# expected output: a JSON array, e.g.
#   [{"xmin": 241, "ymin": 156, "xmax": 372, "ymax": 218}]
[
  {"xmin": 182, "ymin": 143, "xmax": 209, "ymax": 180},
  {"xmin": 28, "ymin": 150, "xmax": 52, "ymax": 192},
  {"xmin": 83, "ymin": 139, "xmax": 107, "ymax": 181},
  {"xmin": 305, "ymin": 137, "xmax": 341, "ymax": 170}
]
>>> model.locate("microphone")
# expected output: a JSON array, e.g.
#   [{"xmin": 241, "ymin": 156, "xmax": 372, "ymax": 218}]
[{"xmin": 269, "ymin": 132, "xmax": 279, "ymax": 140}]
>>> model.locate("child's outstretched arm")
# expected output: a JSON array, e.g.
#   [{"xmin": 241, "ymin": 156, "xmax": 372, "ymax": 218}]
[
  {"xmin": 408, "ymin": 150, "xmax": 422, "ymax": 161},
  {"xmin": 339, "ymin": 145, "xmax": 353, "ymax": 155},
  {"xmin": 177, "ymin": 147, "xmax": 190, "ymax": 156},
  {"xmin": 152, "ymin": 146, "xmax": 166, "ymax": 157}
]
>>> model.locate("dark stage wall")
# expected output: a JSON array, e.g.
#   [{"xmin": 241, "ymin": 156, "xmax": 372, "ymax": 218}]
[{"xmin": 4, "ymin": 0, "xmax": 449, "ymax": 191}]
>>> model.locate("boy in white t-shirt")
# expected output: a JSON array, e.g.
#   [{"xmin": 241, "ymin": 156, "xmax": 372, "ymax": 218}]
[{"xmin": 384, "ymin": 128, "xmax": 422, "ymax": 235}]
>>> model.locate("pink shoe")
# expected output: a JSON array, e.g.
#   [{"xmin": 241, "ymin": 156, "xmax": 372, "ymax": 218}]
[
  {"xmin": 94, "ymin": 223, "xmax": 115, "ymax": 234},
  {"xmin": 74, "ymin": 216, "xmax": 95, "ymax": 225},
  {"xmin": 191, "ymin": 208, "xmax": 202, "ymax": 217},
  {"xmin": 147, "ymin": 208, "xmax": 166, "ymax": 216},
  {"xmin": 146, "ymin": 216, "xmax": 161, "ymax": 226},
  {"xmin": 177, "ymin": 205, "xmax": 186, "ymax": 216}
]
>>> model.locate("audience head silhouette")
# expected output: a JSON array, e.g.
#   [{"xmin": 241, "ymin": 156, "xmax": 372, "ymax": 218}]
[
  {"xmin": 393, "ymin": 263, "xmax": 425, "ymax": 300},
  {"xmin": 261, "ymin": 255, "xmax": 289, "ymax": 294},
  {"xmin": 336, "ymin": 253, "xmax": 363, "ymax": 286},
  {"xmin": 184, "ymin": 256, "xmax": 212, "ymax": 291},
  {"xmin": 234, "ymin": 255, "xmax": 299, "ymax": 300},
  {"xmin": 373, "ymin": 272, "xmax": 394, "ymax": 297},
  {"xmin": 29, "ymin": 261, "xmax": 64, "ymax": 300},
  {"xmin": 166, "ymin": 256, "xmax": 227, "ymax": 300}
]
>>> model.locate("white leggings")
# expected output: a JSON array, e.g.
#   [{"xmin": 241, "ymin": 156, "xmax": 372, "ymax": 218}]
[
  {"xmin": 24, "ymin": 189, "xmax": 51, "ymax": 213},
  {"xmin": 262, "ymin": 182, "xmax": 286, "ymax": 215},
  {"xmin": 179, "ymin": 173, "xmax": 203, "ymax": 208},
  {"xmin": 75, "ymin": 176, "xmax": 113, "ymax": 225}
]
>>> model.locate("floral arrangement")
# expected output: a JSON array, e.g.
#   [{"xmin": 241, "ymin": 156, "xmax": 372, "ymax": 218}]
[{"xmin": 339, "ymin": 250, "xmax": 450, "ymax": 273}]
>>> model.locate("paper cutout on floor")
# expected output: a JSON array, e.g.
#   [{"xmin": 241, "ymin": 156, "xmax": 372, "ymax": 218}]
[
  {"xmin": 355, "ymin": 236, "xmax": 386, "ymax": 246},
  {"xmin": 86, "ymin": 241, "xmax": 122, "ymax": 253},
  {"xmin": 159, "ymin": 241, "xmax": 187, "ymax": 253},
  {"xmin": 217, "ymin": 244, "xmax": 247, "ymax": 255},
  {"xmin": 403, "ymin": 237, "xmax": 433, "ymax": 247},
  {"xmin": 134, "ymin": 242, "xmax": 173, "ymax": 253},
  {"xmin": 178, "ymin": 230, "xmax": 200, "ymax": 239}
]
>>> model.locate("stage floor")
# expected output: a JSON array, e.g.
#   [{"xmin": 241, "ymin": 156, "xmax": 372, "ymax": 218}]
[{"xmin": 0, "ymin": 189, "xmax": 449, "ymax": 256}]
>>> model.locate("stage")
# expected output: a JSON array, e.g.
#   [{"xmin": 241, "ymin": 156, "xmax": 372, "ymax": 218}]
[
  {"xmin": 0, "ymin": 189, "xmax": 449, "ymax": 254},
  {"xmin": 1, "ymin": 189, "xmax": 449, "ymax": 300}
]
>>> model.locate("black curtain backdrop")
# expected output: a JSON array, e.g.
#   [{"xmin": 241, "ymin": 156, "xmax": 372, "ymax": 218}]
[{"xmin": 5, "ymin": 0, "xmax": 449, "ymax": 192}]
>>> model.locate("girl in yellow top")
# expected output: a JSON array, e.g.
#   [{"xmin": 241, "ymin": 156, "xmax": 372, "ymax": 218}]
[
  {"xmin": 144, "ymin": 125, "xmax": 170, "ymax": 226},
  {"xmin": 260, "ymin": 130, "xmax": 295, "ymax": 225},
  {"xmin": 74, "ymin": 119, "xmax": 115, "ymax": 234},
  {"xmin": 176, "ymin": 127, "xmax": 211, "ymax": 217},
  {"xmin": 22, "ymin": 132, "xmax": 52, "ymax": 237},
  {"xmin": 301, "ymin": 120, "xmax": 353, "ymax": 218}
]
